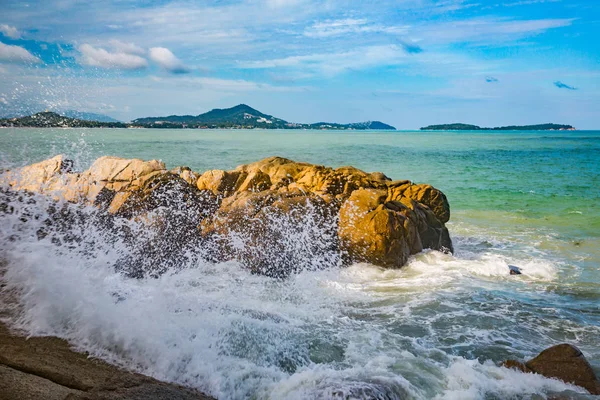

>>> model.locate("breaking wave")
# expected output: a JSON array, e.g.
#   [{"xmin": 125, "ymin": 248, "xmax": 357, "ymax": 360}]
[{"xmin": 1, "ymin": 184, "xmax": 596, "ymax": 400}]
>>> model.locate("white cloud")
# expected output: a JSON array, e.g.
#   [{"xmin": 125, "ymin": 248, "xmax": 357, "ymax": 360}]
[
  {"xmin": 416, "ymin": 18, "xmax": 574, "ymax": 43},
  {"xmin": 0, "ymin": 41, "xmax": 41, "ymax": 64},
  {"xmin": 264, "ymin": 0, "xmax": 307, "ymax": 8},
  {"xmin": 108, "ymin": 39, "xmax": 146, "ymax": 56},
  {"xmin": 148, "ymin": 47, "xmax": 190, "ymax": 74},
  {"xmin": 78, "ymin": 43, "xmax": 148, "ymax": 69},
  {"xmin": 241, "ymin": 45, "xmax": 409, "ymax": 76},
  {"xmin": 304, "ymin": 19, "xmax": 407, "ymax": 38},
  {"xmin": 184, "ymin": 76, "xmax": 306, "ymax": 92},
  {"xmin": 0, "ymin": 24, "xmax": 20, "ymax": 39}
]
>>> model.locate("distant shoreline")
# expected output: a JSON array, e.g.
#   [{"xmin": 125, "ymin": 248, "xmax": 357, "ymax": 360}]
[
  {"xmin": 2, "ymin": 126, "xmax": 591, "ymax": 132},
  {"xmin": 421, "ymin": 123, "xmax": 575, "ymax": 131},
  {"xmin": 0, "ymin": 106, "xmax": 396, "ymax": 130}
]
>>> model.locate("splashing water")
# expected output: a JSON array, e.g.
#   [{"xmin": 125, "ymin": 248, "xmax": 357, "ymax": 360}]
[{"xmin": 1, "ymin": 129, "xmax": 599, "ymax": 399}]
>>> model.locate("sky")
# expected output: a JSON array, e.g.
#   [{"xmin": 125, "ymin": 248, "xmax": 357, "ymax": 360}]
[{"xmin": 0, "ymin": 0, "xmax": 598, "ymax": 128}]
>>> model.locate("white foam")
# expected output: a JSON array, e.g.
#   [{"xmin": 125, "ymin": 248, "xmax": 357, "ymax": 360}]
[
  {"xmin": 0, "ymin": 191, "xmax": 592, "ymax": 400},
  {"xmin": 437, "ymin": 357, "xmax": 587, "ymax": 400}
]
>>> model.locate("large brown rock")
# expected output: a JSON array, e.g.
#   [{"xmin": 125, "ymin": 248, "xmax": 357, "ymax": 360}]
[
  {"xmin": 1, "ymin": 155, "xmax": 453, "ymax": 274},
  {"xmin": 0, "ymin": 155, "xmax": 79, "ymax": 197},
  {"xmin": 503, "ymin": 344, "xmax": 600, "ymax": 395},
  {"xmin": 0, "ymin": 156, "xmax": 218, "ymax": 217},
  {"xmin": 338, "ymin": 189, "xmax": 412, "ymax": 267},
  {"xmin": 201, "ymin": 189, "xmax": 339, "ymax": 277},
  {"xmin": 199, "ymin": 156, "xmax": 390, "ymax": 200},
  {"xmin": 527, "ymin": 344, "xmax": 600, "ymax": 395},
  {"xmin": 338, "ymin": 187, "xmax": 453, "ymax": 269},
  {"xmin": 393, "ymin": 183, "xmax": 450, "ymax": 224}
]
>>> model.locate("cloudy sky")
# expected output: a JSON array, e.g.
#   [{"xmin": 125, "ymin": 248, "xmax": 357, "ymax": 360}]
[{"xmin": 0, "ymin": 0, "xmax": 598, "ymax": 128}]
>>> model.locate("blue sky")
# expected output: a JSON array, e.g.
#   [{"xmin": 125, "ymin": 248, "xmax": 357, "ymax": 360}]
[{"xmin": 0, "ymin": 0, "xmax": 598, "ymax": 128}]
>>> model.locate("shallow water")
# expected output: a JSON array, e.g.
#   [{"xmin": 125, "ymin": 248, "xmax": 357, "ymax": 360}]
[{"xmin": 0, "ymin": 128, "xmax": 599, "ymax": 399}]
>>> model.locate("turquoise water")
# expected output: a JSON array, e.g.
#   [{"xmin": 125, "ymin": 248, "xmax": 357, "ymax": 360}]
[{"xmin": 1, "ymin": 128, "xmax": 599, "ymax": 399}]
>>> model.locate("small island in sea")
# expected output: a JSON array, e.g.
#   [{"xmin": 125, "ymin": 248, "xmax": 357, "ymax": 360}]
[
  {"xmin": 420, "ymin": 123, "xmax": 576, "ymax": 131},
  {"xmin": 0, "ymin": 104, "xmax": 396, "ymax": 130}
]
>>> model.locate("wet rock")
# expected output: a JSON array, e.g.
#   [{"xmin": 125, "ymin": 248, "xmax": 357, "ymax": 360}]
[
  {"xmin": 0, "ymin": 155, "xmax": 71, "ymax": 194},
  {"xmin": 502, "ymin": 359, "xmax": 532, "ymax": 373},
  {"xmin": 201, "ymin": 189, "xmax": 339, "ymax": 277},
  {"xmin": 338, "ymin": 188, "xmax": 453, "ymax": 268},
  {"xmin": 338, "ymin": 189, "xmax": 412, "ymax": 268},
  {"xmin": 196, "ymin": 169, "xmax": 245, "ymax": 196},
  {"xmin": 526, "ymin": 344, "xmax": 600, "ymax": 395},
  {"xmin": 503, "ymin": 344, "xmax": 600, "ymax": 395},
  {"xmin": 2, "ymin": 155, "xmax": 453, "ymax": 275},
  {"xmin": 170, "ymin": 166, "xmax": 199, "ymax": 186},
  {"xmin": 0, "ymin": 323, "xmax": 213, "ymax": 400},
  {"xmin": 400, "ymin": 183, "xmax": 450, "ymax": 224},
  {"xmin": 509, "ymin": 265, "xmax": 522, "ymax": 275}
]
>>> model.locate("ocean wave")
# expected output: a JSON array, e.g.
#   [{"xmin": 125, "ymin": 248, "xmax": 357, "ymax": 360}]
[{"xmin": 0, "ymin": 181, "xmax": 597, "ymax": 399}]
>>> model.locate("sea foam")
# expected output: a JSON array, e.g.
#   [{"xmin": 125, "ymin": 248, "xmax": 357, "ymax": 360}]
[{"xmin": 1, "ymin": 186, "xmax": 592, "ymax": 399}]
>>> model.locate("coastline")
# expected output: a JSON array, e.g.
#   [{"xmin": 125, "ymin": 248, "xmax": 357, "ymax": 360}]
[
  {"xmin": 1, "ymin": 133, "xmax": 598, "ymax": 398},
  {"xmin": 0, "ymin": 264, "xmax": 214, "ymax": 399},
  {"xmin": 0, "ymin": 322, "xmax": 215, "ymax": 400}
]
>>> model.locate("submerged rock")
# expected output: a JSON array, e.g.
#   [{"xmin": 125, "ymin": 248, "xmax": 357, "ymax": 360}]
[
  {"xmin": 1, "ymin": 155, "xmax": 453, "ymax": 276},
  {"xmin": 503, "ymin": 344, "xmax": 600, "ymax": 395},
  {"xmin": 509, "ymin": 265, "xmax": 522, "ymax": 275}
]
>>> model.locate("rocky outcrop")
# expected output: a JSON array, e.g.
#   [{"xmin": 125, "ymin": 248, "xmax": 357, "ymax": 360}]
[
  {"xmin": 0, "ymin": 323, "xmax": 214, "ymax": 400},
  {"xmin": 1, "ymin": 155, "xmax": 453, "ymax": 275},
  {"xmin": 503, "ymin": 344, "xmax": 600, "ymax": 395},
  {"xmin": 200, "ymin": 188, "xmax": 339, "ymax": 276}
]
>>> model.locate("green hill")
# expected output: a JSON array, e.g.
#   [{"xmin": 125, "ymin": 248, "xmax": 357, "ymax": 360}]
[
  {"xmin": 420, "ymin": 123, "xmax": 481, "ymax": 131},
  {"xmin": 1, "ymin": 105, "xmax": 397, "ymax": 130},
  {"xmin": 132, "ymin": 104, "xmax": 396, "ymax": 130},
  {"xmin": 421, "ymin": 123, "xmax": 575, "ymax": 131},
  {"xmin": 133, "ymin": 104, "xmax": 287, "ymax": 128},
  {"xmin": 0, "ymin": 112, "xmax": 127, "ymax": 128}
]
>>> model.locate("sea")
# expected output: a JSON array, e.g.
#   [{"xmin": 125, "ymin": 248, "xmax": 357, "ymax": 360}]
[{"xmin": 0, "ymin": 128, "xmax": 599, "ymax": 399}]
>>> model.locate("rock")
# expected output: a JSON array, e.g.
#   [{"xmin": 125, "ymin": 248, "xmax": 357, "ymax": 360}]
[
  {"xmin": 0, "ymin": 323, "xmax": 213, "ymax": 400},
  {"xmin": 2, "ymin": 155, "xmax": 453, "ymax": 275},
  {"xmin": 170, "ymin": 166, "xmax": 199, "ymax": 186},
  {"xmin": 201, "ymin": 189, "xmax": 339, "ymax": 277},
  {"xmin": 197, "ymin": 169, "xmax": 245, "ymax": 196},
  {"xmin": 338, "ymin": 189, "xmax": 412, "ymax": 268},
  {"xmin": 400, "ymin": 184, "xmax": 450, "ymax": 224},
  {"xmin": 509, "ymin": 265, "xmax": 522, "ymax": 275},
  {"xmin": 1, "ymin": 157, "xmax": 219, "ymax": 278},
  {"xmin": 525, "ymin": 344, "xmax": 600, "ymax": 395},
  {"xmin": 229, "ymin": 156, "xmax": 390, "ymax": 199},
  {"xmin": 236, "ymin": 170, "xmax": 272, "ymax": 193},
  {"xmin": 502, "ymin": 359, "xmax": 532, "ymax": 373},
  {"xmin": 0, "ymin": 155, "xmax": 169, "ymax": 209},
  {"xmin": 338, "ymin": 188, "xmax": 453, "ymax": 268},
  {"xmin": 0, "ymin": 155, "xmax": 77, "ymax": 195},
  {"xmin": 502, "ymin": 344, "xmax": 600, "ymax": 395}
]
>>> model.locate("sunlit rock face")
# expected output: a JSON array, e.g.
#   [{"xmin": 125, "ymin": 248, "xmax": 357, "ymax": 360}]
[{"xmin": 1, "ymin": 155, "xmax": 452, "ymax": 277}]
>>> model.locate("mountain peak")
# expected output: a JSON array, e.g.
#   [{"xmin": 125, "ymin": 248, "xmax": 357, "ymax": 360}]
[{"xmin": 131, "ymin": 104, "xmax": 395, "ymax": 130}]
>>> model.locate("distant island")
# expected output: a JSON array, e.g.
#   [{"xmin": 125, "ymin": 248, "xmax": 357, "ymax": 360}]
[
  {"xmin": 132, "ymin": 104, "xmax": 395, "ymax": 130},
  {"xmin": 0, "ymin": 112, "xmax": 128, "ymax": 128},
  {"xmin": 0, "ymin": 104, "xmax": 396, "ymax": 130},
  {"xmin": 421, "ymin": 123, "xmax": 575, "ymax": 131}
]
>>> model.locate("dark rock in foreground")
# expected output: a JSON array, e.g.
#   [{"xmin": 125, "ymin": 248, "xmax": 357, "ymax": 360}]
[
  {"xmin": 0, "ymin": 323, "xmax": 213, "ymax": 400},
  {"xmin": 503, "ymin": 344, "xmax": 600, "ymax": 395}
]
